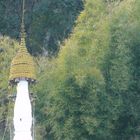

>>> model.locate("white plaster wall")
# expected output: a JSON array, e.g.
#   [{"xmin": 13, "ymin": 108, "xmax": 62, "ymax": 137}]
[{"xmin": 13, "ymin": 80, "xmax": 32, "ymax": 140}]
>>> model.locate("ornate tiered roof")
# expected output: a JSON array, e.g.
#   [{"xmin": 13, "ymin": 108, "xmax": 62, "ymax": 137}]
[{"xmin": 9, "ymin": 0, "xmax": 36, "ymax": 85}]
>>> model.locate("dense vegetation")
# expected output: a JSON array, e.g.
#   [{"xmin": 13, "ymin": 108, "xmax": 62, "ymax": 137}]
[
  {"xmin": 0, "ymin": 0, "xmax": 140, "ymax": 139},
  {"xmin": 0, "ymin": 0, "xmax": 83, "ymax": 55},
  {"xmin": 0, "ymin": 37, "xmax": 18, "ymax": 139}
]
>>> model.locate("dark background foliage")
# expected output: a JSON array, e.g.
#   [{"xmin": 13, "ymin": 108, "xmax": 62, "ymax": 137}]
[{"xmin": 0, "ymin": 0, "xmax": 83, "ymax": 55}]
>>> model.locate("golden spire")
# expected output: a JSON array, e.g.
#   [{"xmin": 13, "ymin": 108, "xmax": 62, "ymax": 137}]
[
  {"xmin": 20, "ymin": 0, "xmax": 27, "ymax": 52},
  {"xmin": 9, "ymin": 0, "xmax": 36, "ymax": 85}
]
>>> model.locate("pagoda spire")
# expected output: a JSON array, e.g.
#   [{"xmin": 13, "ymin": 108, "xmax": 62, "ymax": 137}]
[
  {"xmin": 9, "ymin": 0, "xmax": 36, "ymax": 85},
  {"xmin": 9, "ymin": 0, "xmax": 36, "ymax": 139},
  {"xmin": 20, "ymin": 0, "xmax": 27, "ymax": 53}
]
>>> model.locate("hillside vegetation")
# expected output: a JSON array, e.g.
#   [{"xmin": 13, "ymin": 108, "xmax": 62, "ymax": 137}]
[{"xmin": 0, "ymin": 0, "xmax": 140, "ymax": 139}]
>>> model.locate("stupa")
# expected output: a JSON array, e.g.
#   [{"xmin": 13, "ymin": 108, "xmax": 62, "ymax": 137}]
[{"xmin": 9, "ymin": 0, "xmax": 36, "ymax": 139}]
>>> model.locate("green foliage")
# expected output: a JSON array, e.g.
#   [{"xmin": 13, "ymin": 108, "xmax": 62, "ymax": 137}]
[
  {"xmin": 0, "ymin": 0, "xmax": 83, "ymax": 55},
  {"xmin": 0, "ymin": 36, "xmax": 18, "ymax": 138},
  {"xmin": 35, "ymin": 0, "xmax": 112, "ymax": 139},
  {"xmin": 104, "ymin": 1, "xmax": 140, "ymax": 139},
  {"xmin": 1, "ymin": 0, "xmax": 140, "ymax": 139},
  {"xmin": 35, "ymin": 0, "xmax": 140, "ymax": 139},
  {"xmin": 47, "ymin": 69, "xmax": 109, "ymax": 140},
  {"xmin": 30, "ymin": 0, "xmax": 83, "ymax": 55}
]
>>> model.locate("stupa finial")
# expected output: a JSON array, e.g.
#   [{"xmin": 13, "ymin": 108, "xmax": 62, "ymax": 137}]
[
  {"xmin": 20, "ymin": 0, "xmax": 27, "ymax": 52},
  {"xmin": 22, "ymin": 0, "xmax": 25, "ymax": 23}
]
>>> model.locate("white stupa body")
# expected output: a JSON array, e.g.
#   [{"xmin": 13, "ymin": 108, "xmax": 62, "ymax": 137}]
[{"xmin": 13, "ymin": 80, "xmax": 32, "ymax": 140}]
